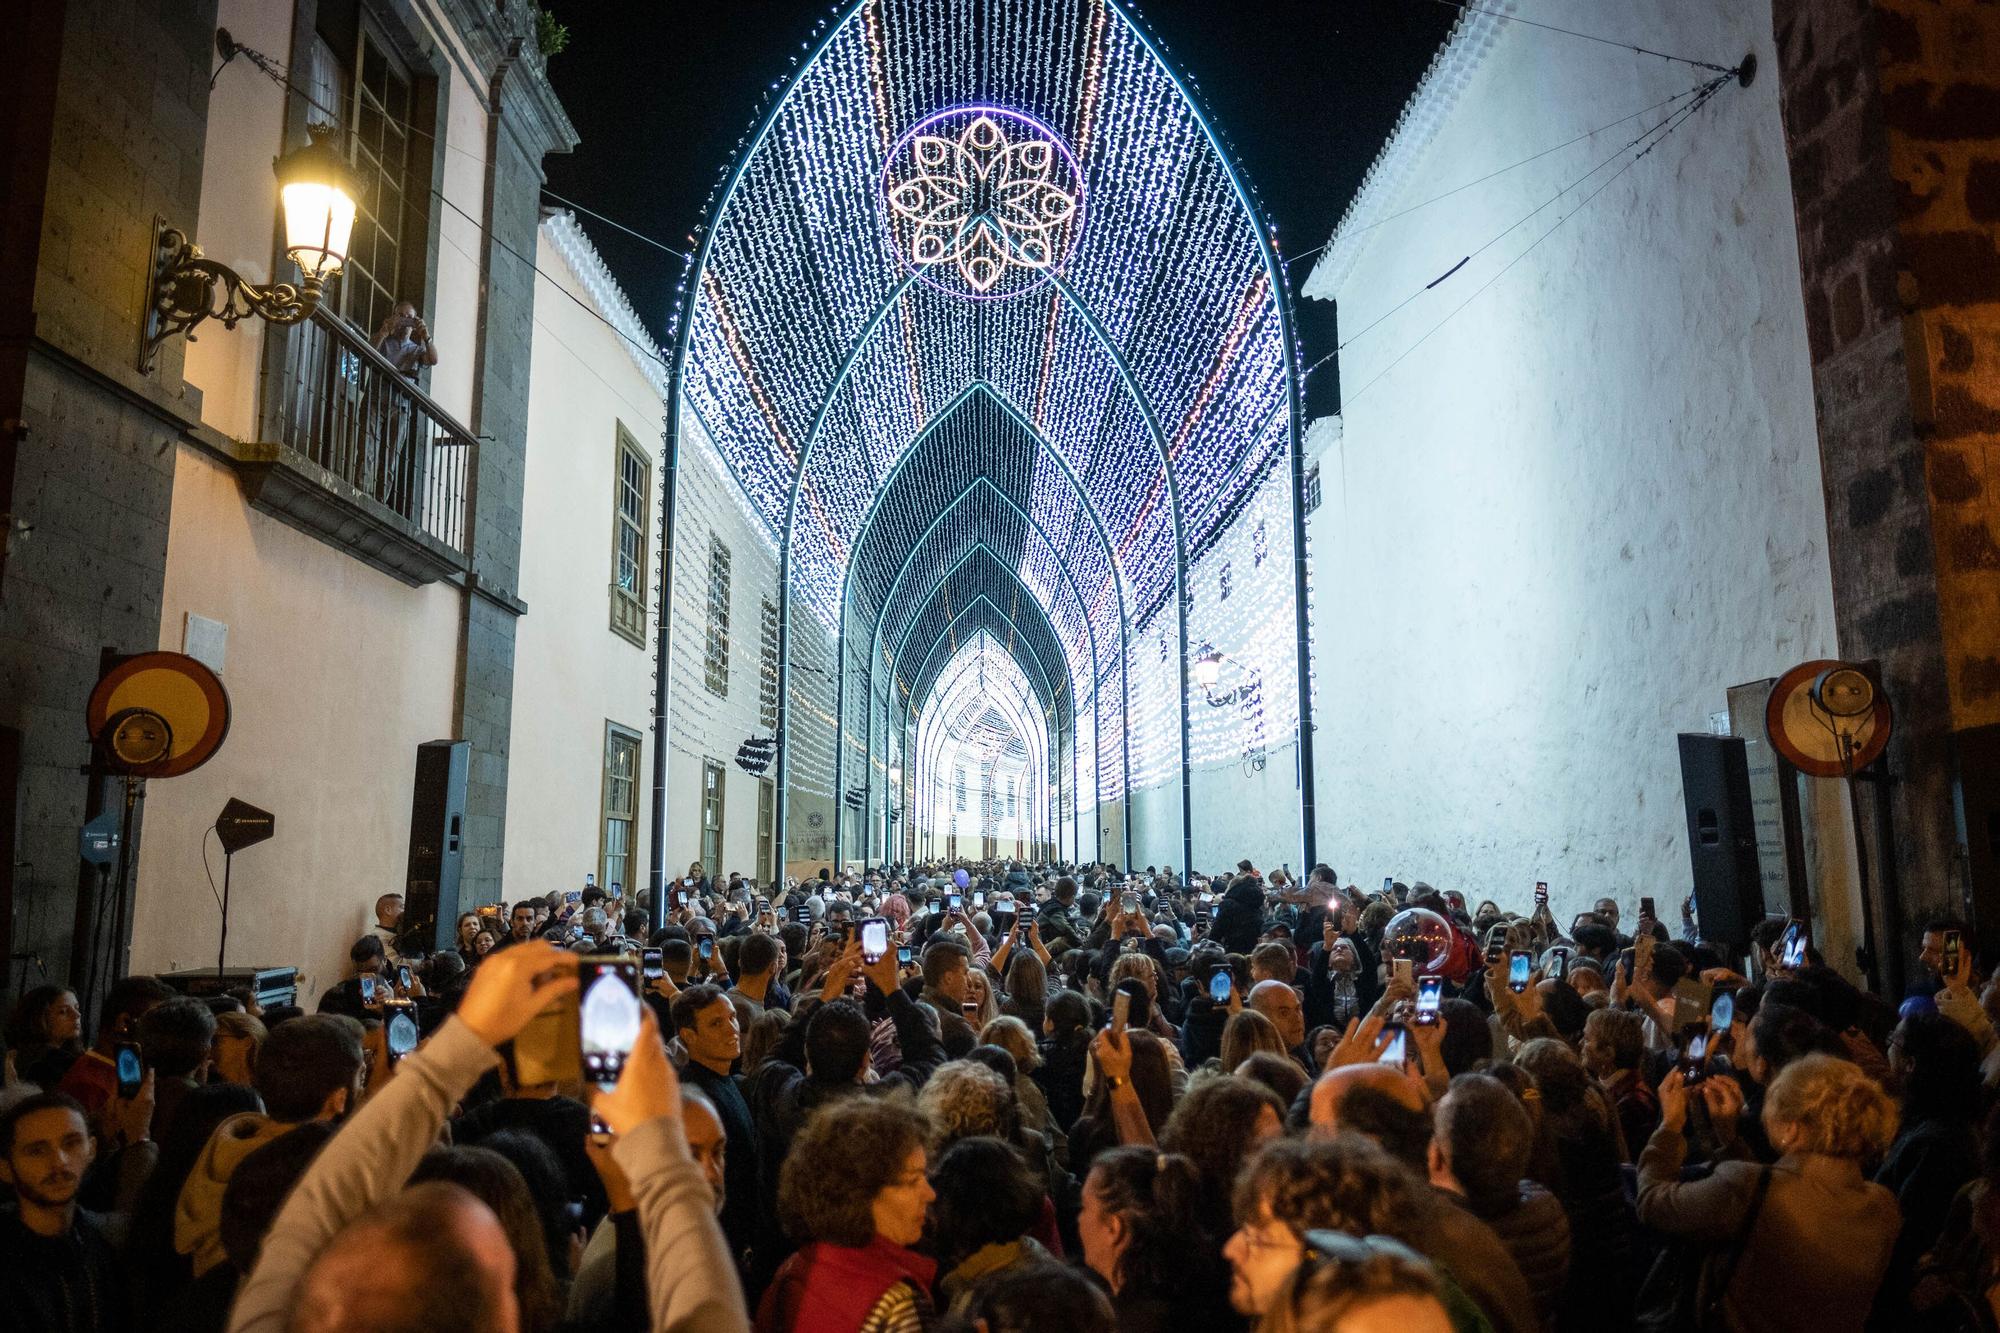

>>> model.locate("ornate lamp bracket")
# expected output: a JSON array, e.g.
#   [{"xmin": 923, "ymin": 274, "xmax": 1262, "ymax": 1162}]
[{"xmin": 140, "ymin": 218, "xmax": 323, "ymax": 374}]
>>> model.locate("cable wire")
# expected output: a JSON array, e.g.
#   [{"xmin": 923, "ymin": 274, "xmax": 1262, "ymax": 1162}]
[{"xmin": 1421, "ymin": 0, "xmax": 1740, "ymax": 76}]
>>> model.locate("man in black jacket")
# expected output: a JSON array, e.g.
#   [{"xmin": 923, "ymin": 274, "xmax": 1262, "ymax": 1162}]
[
  {"xmin": 1036, "ymin": 875, "xmax": 1087, "ymax": 950},
  {"xmin": 1212, "ymin": 873, "xmax": 1267, "ymax": 955},
  {"xmin": 669, "ymin": 983, "xmax": 759, "ymax": 1287},
  {"xmin": 0, "ymin": 1092, "xmax": 130, "ymax": 1333}
]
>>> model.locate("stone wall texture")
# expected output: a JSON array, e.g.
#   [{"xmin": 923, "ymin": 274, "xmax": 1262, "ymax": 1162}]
[{"xmin": 1771, "ymin": 0, "xmax": 2000, "ymax": 976}]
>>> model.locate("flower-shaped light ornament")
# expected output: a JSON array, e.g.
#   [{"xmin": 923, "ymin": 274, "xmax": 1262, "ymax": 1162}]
[{"xmin": 884, "ymin": 107, "xmax": 1082, "ymax": 299}]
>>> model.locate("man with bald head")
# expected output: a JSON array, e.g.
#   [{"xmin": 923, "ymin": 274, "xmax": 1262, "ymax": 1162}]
[
  {"xmin": 293, "ymin": 1182, "xmax": 516, "ymax": 1333},
  {"xmin": 1247, "ymin": 979, "xmax": 1309, "ymax": 1069}
]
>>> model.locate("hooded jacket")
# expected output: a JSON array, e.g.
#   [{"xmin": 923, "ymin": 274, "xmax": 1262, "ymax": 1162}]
[{"xmin": 175, "ymin": 1112, "xmax": 295, "ymax": 1275}]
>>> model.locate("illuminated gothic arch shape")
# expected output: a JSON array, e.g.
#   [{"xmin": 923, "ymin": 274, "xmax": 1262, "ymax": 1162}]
[
  {"xmin": 657, "ymin": 0, "xmax": 1315, "ymax": 884},
  {"xmin": 912, "ymin": 634, "xmax": 1055, "ymax": 859}
]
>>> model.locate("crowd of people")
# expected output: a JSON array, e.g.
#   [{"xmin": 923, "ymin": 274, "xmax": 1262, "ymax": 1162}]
[{"xmin": 2, "ymin": 857, "xmax": 1994, "ymax": 1333}]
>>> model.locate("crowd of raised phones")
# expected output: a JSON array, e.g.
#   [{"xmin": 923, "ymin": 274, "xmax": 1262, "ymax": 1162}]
[{"xmin": 0, "ymin": 858, "xmax": 1993, "ymax": 1333}]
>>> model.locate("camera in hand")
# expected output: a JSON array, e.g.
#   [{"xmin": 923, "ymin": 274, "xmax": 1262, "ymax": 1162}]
[
  {"xmin": 896, "ymin": 945, "xmax": 913, "ymax": 966},
  {"xmin": 114, "ymin": 1040, "xmax": 144, "ymax": 1098},
  {"xmin": 577, "ymin": 956, "xmax": 643, "ymax": 1090},
  {"xmin": 1508, "ymin": 950, "xmax": 1532, "ymax": 993},
  {"xmin": 1378, "ymin": 1023, "xmax": 1408, "ymax": 1066},
  {"xmin": 859, "ymin": 917, "xmax": 890, "ymax": 964},
  {"xmin": 1680, "ymin": 1023, "xmax": 1712, "ymax": 1085},
  {"xmin": 1209, "ymin": 967, "xmax": 1233, "ymax": 1003},
  {"xmin": 642, "ymin": 947, "xmax": 664, "ymax": 981},
  {"xmin": 382, "ymin": 999, "xmax": 419, "ymax": 1062},
  {"xmin": 1415, "ymin": 975, "xmax": 1442, "ymax": 1026}
]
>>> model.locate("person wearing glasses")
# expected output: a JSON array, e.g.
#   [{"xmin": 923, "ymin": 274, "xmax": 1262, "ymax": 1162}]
[{"xmin": 1225, "ymin": 1134, "xmax": 1495, "ymax": 1333}]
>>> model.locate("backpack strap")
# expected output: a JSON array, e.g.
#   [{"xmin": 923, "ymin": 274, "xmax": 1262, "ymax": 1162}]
[{"xmin": 1700, "ymin": 1165, "xmax": 1774, "ymax": 1326}]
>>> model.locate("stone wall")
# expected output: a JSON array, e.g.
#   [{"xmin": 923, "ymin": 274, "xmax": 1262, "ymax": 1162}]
[
  {"xmin": 0, "ymin": 0, "xmax": 218, "ymax": 996},
  {"xmin": 1770, "ymin": 0, "xmax": 2000, "ymax": 983}
]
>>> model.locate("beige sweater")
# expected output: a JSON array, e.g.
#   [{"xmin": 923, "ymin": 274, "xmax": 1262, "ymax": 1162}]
[{"xmin": 227, "ymin": 1016, "xmax": 747, "ymax": 1333}]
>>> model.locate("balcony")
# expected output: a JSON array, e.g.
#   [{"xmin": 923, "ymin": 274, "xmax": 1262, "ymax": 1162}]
[{"xmin": 234, "ymin": 309, "xmax": 474, "ymax": 586}]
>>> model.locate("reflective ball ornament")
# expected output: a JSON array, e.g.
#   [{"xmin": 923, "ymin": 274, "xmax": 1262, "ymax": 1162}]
[
  {"xmin": 953, "ymin": 868, "xmax": 970, "ymax": 889},
  {"xmin": 1381, "ymin": 907, "xmax": 1454, "ymax": 974}
]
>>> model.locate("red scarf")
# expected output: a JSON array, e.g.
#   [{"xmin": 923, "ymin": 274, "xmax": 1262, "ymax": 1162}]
[{"xmin": 756, "ymin": 1237, "xmax": 938, "ymax": 1333}]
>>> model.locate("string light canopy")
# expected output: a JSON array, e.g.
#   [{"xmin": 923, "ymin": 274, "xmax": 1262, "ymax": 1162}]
[{"xmin": 661, "ymin": 0, "xmax": 1315, "ymax": 879}]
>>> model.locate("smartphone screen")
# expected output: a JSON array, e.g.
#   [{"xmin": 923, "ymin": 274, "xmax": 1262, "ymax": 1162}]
[
  {"xmin": 1508, "ymin": 950, "xmax": 1532, "ymax": 993},
  {"xmin": 1711, "ymin": 991, "xmax": 1735, "ymax": 1033},
  {"xmin": 1415, "ymin": 975, "xmax": 1443, "ymax": 1025},
  {"xmin": 383, "ymin": 1000, "xmax": 419, "ymax": 1062},
  {"xmin": 566, "ymin": 890, "xmax": 583, "ymax": 905},
  {"xmin": 1112, "ymin": 989, "xmax": 1132, "ymax": 1034},
  {"xmin": 114, "ymin": 1041, "xmax": 143, "ymax": 1098},
  {"xmin": 1209, "ymin": 968, "xmax": 1233, "ymax": 1004},
  {"xmin": 897, "ymin": 945, "xmax": 913, "ymax": 966},
  {"xmin": 973, "ymin": 891, "xmax": 985, "ymax": 908},
  {"xmin": 577, "ymin": 956, "xmax": 643, "ymax": 1090},
  {"xmin": 359, "ymin": 975, "xmax": 378, "ymax": 1003},
  {"xmin": 1682, "ymin": 1024, "xmax": 1711, "ymax": 1084},
  {"xmin": 1780, "ymin": 918, "xmax": 1807, "ymax": 969},
  {"xmin": 642, "ymin": 947, "xmax": 664, "ymax": 981},
  {"xmin": 946, "ymin": 892, "xmax": 962, "ymax": 912},
  {"xmin": 1534, "ymin": 881, "xmax": 1548, "ymax": 906},
  {"xmin": 1551, "ymin": 947, "xmax": 1570, "ymax": 980},
  {"xmin": 1378, "ymin": 1024, "xmax": 1408, "ymax": 1066},
  {"xmin": 860, "ymin": 917, "xmax": 889, "ymax": 963},
  {"xmin": 1382, "ymin": 876, "xmax": 1393, "ymax": 895},
  {"xmin": 397, "ymin": 965, "xmax": 413, "ymax": 991},
  {"xmin": 1121, "ymin": 891, "xmax": 1138, "ymax": 913},
  {"xmin": 697, "ymin": 936, "xmax": 714, "ymax": 961},
  {"xmin": 1944, "ymin": 929, "xmax": 1963, "ymax": 980}
]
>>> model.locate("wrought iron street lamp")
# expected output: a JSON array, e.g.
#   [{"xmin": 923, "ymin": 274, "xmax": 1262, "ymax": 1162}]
[{"xmin": 140, "ymin": 126, "xmax": 356, "ymax": 373}]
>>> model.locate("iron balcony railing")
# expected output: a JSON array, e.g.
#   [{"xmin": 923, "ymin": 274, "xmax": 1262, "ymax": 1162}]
[{"xmin": 270, "ymin": 309, "xmax": 472, "ymax": 553}]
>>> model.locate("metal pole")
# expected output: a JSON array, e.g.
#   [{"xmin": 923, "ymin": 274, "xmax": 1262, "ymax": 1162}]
[{"xmin": 645, "ymin": 412, "xmax": 680, "ymax": 937}]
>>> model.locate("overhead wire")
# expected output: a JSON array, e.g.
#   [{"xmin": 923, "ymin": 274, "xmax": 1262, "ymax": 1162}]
[
  {"xmin": 1335, "ymin": 71, "xmax": 1735, "ymax": 410},
  {"xmin": 1420, "ymin": 0, "xmax": 1741, "ymax": 76},
  {"xmin": 1298, "ymin": 68, "xmax": 1732, "ymax": 384}
]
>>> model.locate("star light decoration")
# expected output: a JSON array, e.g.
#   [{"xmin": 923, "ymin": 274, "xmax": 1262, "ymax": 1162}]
[
  {"xmin": 884, "ymin": 107, "xmax": 1084, "ymax": 299},
  {"xmin": 668, "ymin": 0, "xmax": 1308, "ymax": 846}
]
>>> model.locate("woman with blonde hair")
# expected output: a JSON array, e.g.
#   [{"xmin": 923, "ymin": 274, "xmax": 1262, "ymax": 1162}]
[
  {"xmin": 981, "ymin": 1015, "xmax": 1054, "ymax": 1134},
  {"xmin": 1636, "ymin": 1052, "xmax": 1900, "ymax": 1331},
  {"xmin": 210, "ymin": 1010, "xmax": 267, "ymax": 1087}
]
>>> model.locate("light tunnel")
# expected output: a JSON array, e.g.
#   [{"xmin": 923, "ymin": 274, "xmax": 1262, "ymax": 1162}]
[{"xmin": 653, "ymin": 0, "xmax": 1317, "ymax": 880}]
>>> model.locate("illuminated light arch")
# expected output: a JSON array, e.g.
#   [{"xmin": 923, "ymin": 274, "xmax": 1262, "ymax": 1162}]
[
  {"xmin": 656, "ymin": 0, "xmax": 1315, "ymax": 889},
  {"xmin": 850, "ymin": 477, "xmax": 1109, "ymax": 861},
  {"xmin": 912, "ymin": 634, "xmax": 1054, "ymax": 859}
]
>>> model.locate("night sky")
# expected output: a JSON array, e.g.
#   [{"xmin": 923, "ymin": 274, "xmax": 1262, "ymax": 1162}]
[{"xmin": 540, "ymin": 0, "xmax": 1456, "ymax": 343}]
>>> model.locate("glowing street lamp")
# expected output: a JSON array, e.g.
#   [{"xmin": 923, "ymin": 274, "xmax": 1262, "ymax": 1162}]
[{"xmin": 141, "ymin": 125, "xmax": 357, "ymax": 372}]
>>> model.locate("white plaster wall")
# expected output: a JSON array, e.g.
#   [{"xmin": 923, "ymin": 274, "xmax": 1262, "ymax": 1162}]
[
  {"xmin": 131, "ymin": 446, "xmax": 462, "ymax": 1004},
  {"xmin": 502, "ymin": 224, "xmax": 664, "ymax": 905},
  {"xmin": 665, "ymin": 413, "xmax": 779, "ymax": 881},
  {"xmin": 145, "ymin": 0, "xmax": 502, "ymax": 1003},
  {"xmin": 1304, "ymin": 0, "xmax": 1836, "ymax": 925}
]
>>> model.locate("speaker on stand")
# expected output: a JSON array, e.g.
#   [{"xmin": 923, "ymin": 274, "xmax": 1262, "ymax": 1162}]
[
  {"xmin": 1677, "ymin": 734, "xmax": 1766, "ymax": 962},
  {"xmin": 213, "ymin": 798, "xmax": 275, "ymax": 975}
]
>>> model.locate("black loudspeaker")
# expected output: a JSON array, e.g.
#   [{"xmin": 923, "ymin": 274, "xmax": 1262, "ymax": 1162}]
[
  {"xmin": 403, "ymin": 740, "xmax": 470, "ymax": 952},
  {"xmin": 1957, "ymin": 724, "xmax": 2000, "ymax": 966},
  {"xmin": 1677, "ymin": 734, "xmax": 1767, "ymax": 954},
  {"xmin": 1295, "ymin": 296, "xmax": 1342, "ymax": 420}
]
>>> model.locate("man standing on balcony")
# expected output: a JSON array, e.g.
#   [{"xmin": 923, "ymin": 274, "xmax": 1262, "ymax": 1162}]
[
  {"xmin": 370, "ymin": 301, "xmax": 440, "ymax": 512},
  {"xmin": 374, "ymin": 301, "xmax": 439, "ymax": 378}
]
